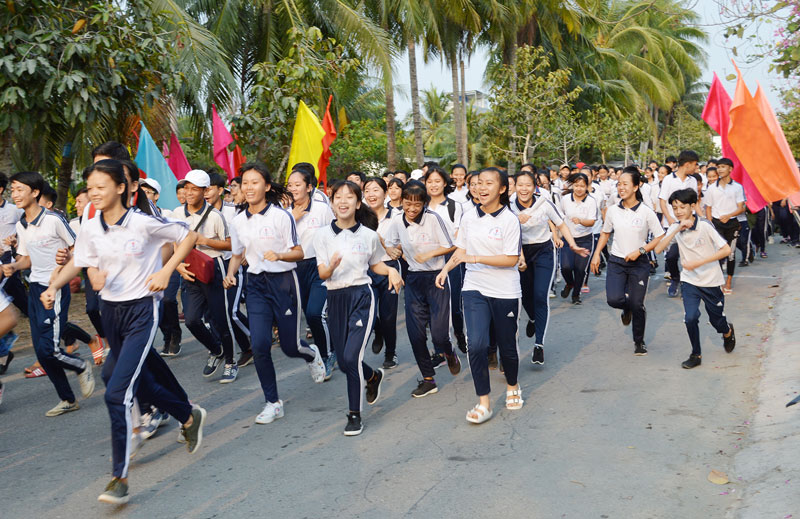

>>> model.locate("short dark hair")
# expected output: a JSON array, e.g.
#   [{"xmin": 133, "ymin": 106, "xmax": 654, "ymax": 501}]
[
  {"xmin": 401, "ymin": 179, "xmax": 430, "ymax": 204},
  {"xmin": 9, "ymin": 171, "xmax": 45, "ymax": 200},
  {"xmin": 41, "ymin": 183, "xmax": 58, "ymax": 205},
  {"xmin": 387, "ymin": 177, "xmax": 404, "ymax": 190},
  {"xmin": 230, "ymin": 176, "xmax": 242, "ymax": 186},
  {"xmin": 76, "ymin": 187, "xmax": 88, "ymax": 197},
  {"xmin": 176, "ymin": 180, "xmax": 187, "ymax": 191},
  {"xmin": 208, "ymin": 172, "xmax": 227, "ymax": 188},
  {"xmin": 424, "ymin": 166, "xmax": 454, "ymax": 195},
  {"xmin": 422, "ymin": 161, "xmax": 440, "ymax": 170},
  {"xmin": 716, "ymin": 157, "xmax": 734, "ymax": 168},
  {"xmin": 346, "ymin": 171, "xmax": 366, "ymax": 183},
  {"xmin": 677, "ymin": 150, "xmax": 699, "ymax": 166},
  {"xmin": 705, "ymin": 166, "xmax": 718, "ymax": 174},
  {"xmin": 0, "ymin": 171, "xmax": 7, "ymax": 192},
  {"xmin": 665, "ymin": 155, "xmax": 678, "ymax": 163},
  {"xmin": 668, "ymin": 188, "xmax": 698, "ymax": 205},
  {"xmin": 92, "ymin": 141, "xmax": 130, "ymax": 161},
  {"xmin": 291, "ymin": 162, "xmax": 318, "ymax": 187}
]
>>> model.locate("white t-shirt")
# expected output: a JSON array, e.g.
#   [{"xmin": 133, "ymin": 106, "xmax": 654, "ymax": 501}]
[
  {"xmin": 658, "ymin": 172, "xmax": 698, "ymax": 225},
  {"xmin": 313, "ymin": 222, "xmax": 384, "ymax": 290},
  {"xmin": 171, "ymin": 203, "xmax": 229, "ymax": 259},
  {"xmin": 602, "ymin": 202, "xmax": 664, "ymax": 258},
  {"xmin": 668, "ymin": 217, "xmax": 727, "ymax": 287},
  {"xmin": 384, "ymin": 209, "xmax": 453, "ymax": 272},
  {"xmin": 704, "ymin": 180, "xmax": 745, "ymax": 220},
  {"xmin": 16, "ymin": 208, "xmax": 76, "ymax": 284},
  {"xmin": 456, "ymin": 204, "xmax": 521, "ymax": 299},
  {"xmin": 292, "ymin": 198, "xmax": 334, "ymax": 259},
  {"xmin": 230, "ymin": 204, "xmax": 299, "ymax": 274},
  {"xmin": 0, "ymin": 200, "xmax": 23, "ymax": 254},
  {"xmin": 560, "ymin": 194, "xmax": 599, "ymax": 238},
  {"xmin": 449, "ymin": 185, "xmax": 469, "ymax": 204},
  {"xmin": 429, "ymin": 197, "xmax": 463, "ymax": 237},
  {"xmin": 510, "ymin": 193, "xmax": 563, "ymax": 245},
  {"xmin": 375, "ymin": 206, "xmax": 399, "ymax": 262},
  {"xmin": 73, "ymin": 209, "xmax": 188, "ymax": 301}
]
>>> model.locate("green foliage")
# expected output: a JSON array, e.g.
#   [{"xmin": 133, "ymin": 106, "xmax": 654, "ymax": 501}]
[
  {"xmin": 656, "ymin": 104, "xmax": 717, "ymax": 161},
  {"xmin": 778, "ymin": 91, "xmax": 800, "ymax": 158},
  {"xmin": 329, "ymin": 118, "xmax": 391, "ymax": 176}
]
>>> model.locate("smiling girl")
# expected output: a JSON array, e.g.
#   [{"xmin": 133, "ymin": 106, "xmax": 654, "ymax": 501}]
[{"xmin": 559, "ymin": 173, "xmax": 598, "ymax": 305}]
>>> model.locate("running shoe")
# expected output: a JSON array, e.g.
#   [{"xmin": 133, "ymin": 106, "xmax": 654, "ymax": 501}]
[
  {"xmin": 141, "ymin": 410, "xmax": 169, "ymax": 439},
  {"xmin": 411, "ymin": 379, "xmax": 438, "ymax": 398},
  {"xmin": 219, "ymin": 363, "xmax": 239, "ymax": 384},
  {"xmin": 723, "ymin": 323, "xmax": 736, "ymax": 353},
  {"xmin": 738, "ymin": 260, "xmax": 749, "ymax": 267},
  {"xmin": 430, "ymin": 352, "xmax": 446, "ymax": 369},
  {"xmin": 525, "ymin": 319, "xmax": 535, "ymax": 338},
  {"xmin": 549, "ymin": 288, "xmax": 556, "ymax": 298},
  {"xmin": 446, "ymin": 353, "xmax": 461, "ymax": 375},
  {"xmin": 365, "ymin": 369, "xmax": 384, "ymax": 405},
  {"xmin": 760, "ymin": 251, "xmax": 768, "ymax": 258},
  {"xmin": 181, "ymin": 406, "xmax": 207, "ymax": 453},
  {"xmin": 344, "ymin": 412, "xmax": 363, "ymax": 436},
  {"xmin": 237, "ymin": 349, "xmax": 253, "ymax": 367},
  {"xmin": 77, "ymin": 364, "xmax": 95, "ymax": 398},
  {"xmin": 560, "ymin": 284, "xmax": 573, "ymax": 298},
  {"xmin": 581, "ymin": 286, "xmax": 590, "ymax": 294},
  {"xmin": 748, "ymin": 249, "xmax": 755, "ymax": 263},
  {"xmin": 663, "ymin": 272, "xmax": 672, "ymax": 280},
  {"xmin": 324, "ymin": 352, "xmax": 336, "ymax": 381},
  {"xmin": 621, "ymin": 310, "xmax": 632, "ymax": 326},
  {"xmin": 98, "ymin": 478, "xmax": 129, "ymax": 505},
  {"xmin": 255, "ymin": 400, "xmax": 284, "ymax": 424},
  {"xmin": 306, "ymin": 344, "xmax": 326, "ymax": 383},
  {"xmin": 202, "ymin": 353, "xmax": 224, "ymax": 377},
  {"xmin": 382, "ymin": 356, "xmax": 398, "ymax": 369},
  {"xmin": 45, "ymin": 400, "xmax": 79, "ymax": 417},
  {"xmin": 166, "ymin": 336, "xmax": 182, "ymax": 357},
  {"xmin": 681, "ymin": 355, "xmax": 701, "ymax": 369},
  {"xmin": 129, "ymin": 432, "xmax": 145, "ymax": 458},
  {"xmin": 371, "ymin": 333, "xmax": 384, "ymax": 354},
  {"xmin": 571, "ymin": 296, "xmax": 582, "ymax": 305},
  {"xmin": 634, "ymin": 342, "xmax": 647, "ymax": 356},
  {"xmin": 667, "ymin": 282, "xmax": 679, "ymax": 298},
  {"xmin": 531, "ymin": 345, "xmax": 544, "ymax": 365}
]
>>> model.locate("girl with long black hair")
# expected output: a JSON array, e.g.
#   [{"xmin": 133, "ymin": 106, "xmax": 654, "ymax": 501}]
[{"xmin": 559, "ymin": 173, "xmax": 598, "ymax": 305}]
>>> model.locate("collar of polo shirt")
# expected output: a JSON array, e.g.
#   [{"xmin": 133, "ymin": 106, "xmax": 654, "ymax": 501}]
[
  {"xmin": 476, "ymin": 205, "xmax": 504, "ymax": 218},
  {"xmin": 19, "ymin": 207, "xmax": 46, "ymax": 229},
  {"xmin": 100, "ymin": 208, "xmax": 131, "ymax": 232},
  {"xmin": 245, "ymin": 204, "xmax": 270, "ymax": 218},
  {"xmin": 618, "ymin": 200, "xmax": 642, "ymax": 211},
  {"xmin": 402, "ymin": 208, "xmax": 425, "ymax": 227},
  {"xmin": 291, "ymin": 198, "xmax": 313, "ymax": 213},
  {"xmin": 680, "ymin": 215, "xmax": 699, "ymax": 233},
  {"xmin": 184, "ymin": 201, "xmax": 208, "ymax": 217},
  {"xmin": 331, "ymin": 221, "xmax": 360, "ymax": 234}
]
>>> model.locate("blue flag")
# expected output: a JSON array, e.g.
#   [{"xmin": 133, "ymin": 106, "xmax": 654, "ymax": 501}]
[{"xmin": 135, "ymin": 122, "xmax": 179, "ymax": 209}]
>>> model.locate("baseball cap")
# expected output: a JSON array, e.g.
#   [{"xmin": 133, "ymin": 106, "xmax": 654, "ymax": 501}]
[
  {"xmin": 141, "ymin": 177, "xmax": 161, "ymax": 194},
  {"xmin": 184, "ymin": 169, "xmax": 210, "ymax": 188}
]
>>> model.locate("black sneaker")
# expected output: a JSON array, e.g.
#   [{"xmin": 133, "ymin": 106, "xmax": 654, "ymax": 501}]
[
  {"xmin": 723, "ymin": 323, "xmax": 736, "ymax": 353},
  {"xmin": 411, "ymin": 379, "xmax": 438, "ymax": 398},
  {"xmin": 371, "ymin": 332, "xmax": 384, "ymax": 354},
  {"xmin": 681, "ymin": 355, "xmax": 702, "ymax": 369},
  {"xmin": 531, "ymin": 345, "xmax": 544, "ymax": 365},
  {"xmin": 446, "ymin": 353, "xmax": 461, "ymax": 375},
  {"xmin": 382, "ymin": 356, "xmax": 398, "ymax": 369},
  {"xmin": 365, "ymin": 369, "xmax": 384, "ymax": 405},
  {"xmin": 488, "ymin": 350, "xmax": 498, "ymax": 370},
  {"xmin": 738, "ymin": 260, "xmax": 749, "ymax": 267},
  {"xmin": 159, "ymin": 340, "xmax": 171, "ymax": 357},
  {"xmin": 621, "ymin": 310, "xmax": 632, "ymax": 326},
  {"xmin": 525, "ymin": 319, "xmax": 535, "ymax": 338},
  {"xmin": 560, "ymin": 284, "xmax": 573, "ymax": 298},
  {"xmin": 430, "ymin": 353, "xmax": 446, "ymax": 369},
  {"xmin": 98, "ymin": 478, "xmax": 129, "ymax": 505},
  {"xmin": 181, "ymin": 406, "xmax": 207, "ymax": 453},
  {"xmin": 202, "ymin": 353, "xmax": 224, "ymax": 377},
  {"xmin": 571, "ymin": 296, "xmax": 582, "ymax": 305},
  {"xmin": 237, "ymin": 349, "xmax": 254, "ymax": 367},
  {"xmin": 166, "ymin": 336, "xmax": 181, "ymax": 357},
  {"xmin": 455, "ymin": 333, "xmax": 467, "ymax": 354},
  {"xmin": 344, "ymin": 412, "xmax": 363, "ymax": 436},
  {"xmin": 0, "ymin": 350, "xmax": 14, "ymax": 375},
  {"xmin": 634, "ymin": 342, "xmax": 647, "ymax": 356}
]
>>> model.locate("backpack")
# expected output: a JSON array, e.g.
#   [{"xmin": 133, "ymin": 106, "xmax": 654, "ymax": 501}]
[{"xmin": 446, "ymin": 198, "xmax": 456, "ymax": 222}]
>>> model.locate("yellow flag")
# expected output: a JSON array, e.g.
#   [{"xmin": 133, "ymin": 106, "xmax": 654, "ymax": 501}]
[{"xmin": 286, "ymin": 100, "xmax": 325, "ymax": 181}]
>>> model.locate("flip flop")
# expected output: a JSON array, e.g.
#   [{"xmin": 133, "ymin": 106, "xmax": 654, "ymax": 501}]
[
  {"xmin": 722, "ymin": 287, "xmax": 733, "ymax": 295},
  {"xmin": 466, "ymin": 404, "xmax": 493, "ymax": 424},
  {"xmin": 90, "ymin": 336, "xmax": 105, "ymax": 365},
  {"xmin": 24, "ymin": 363, "xmax": 41, "ymax": 374},
  {"xmin": 25, "ymin": 367, "xmax": 47, "ymax": 378}
]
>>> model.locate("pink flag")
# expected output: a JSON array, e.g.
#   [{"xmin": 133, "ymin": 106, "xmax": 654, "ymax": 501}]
[
  {"xmin": 166, "ymin": 133, "xmax": 192, "ymax": 180},
  {"xmin": 701, "ymin": 72, "xmax": 767, "ymax": 212},
  {"xmin": 212, "ymin": 104, "xmax": 234, "ymax": 179},
  {"xmin": 753, "ymin": 84, "xmax": 800, "ymax": 207}
]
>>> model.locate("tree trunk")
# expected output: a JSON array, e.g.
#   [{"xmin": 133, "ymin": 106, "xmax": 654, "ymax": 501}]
[
  {"xmin": 507, "ymin": 43, "xmax": 518, "ymax": 176},
  {"xmin": 56, "ymin": 139, "xmax": 75, "ymax": 212},
  {"xmin": 449, "ymin": 50, "xmax": 464, "ymax": 168},
  {"xmin": 407, "ymin": 38, "xmax": 424, "ymax": 167},
  {"xmin": 0, "ymin": 129, "xmax": 13, "ymax": 174},
  {"xmin": 384, "ymin": 74, "xmax": 398, "ymax": 170},
  {"xmin": 459, "ymin": 55, "xmax": 468, "ymax": 165}
]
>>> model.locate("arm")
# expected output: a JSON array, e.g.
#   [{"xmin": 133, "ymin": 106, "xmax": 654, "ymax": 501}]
[
  {"xmin": 654, "ymin": 226, "xmax": 680, "ymax": 254},
  {"xmin": 435, "ymin": 247, "xmax": 466, "ymax": 288},
  {"xmin": 1, "ymin": 255, "xmax": 30, "ymax": 278},
  {"xmin": 556, "ymin": 222, "xmax": 586, "ymax": 253},
  {"xmin": 223, "ymin": 252, "xmax": 245, "ymax": 289},
  {"xmin": 145, "ymin": 231, "xmax": 199, "ymax": 291},
  {"xmin": 705, "ymin": 205, "xmax": 713, "ymax": 221},
  {"xmin": 590, "ymin": 232, "xmax": 611, "ymax": 273},
  {"xmin": 264, "ymin": 244, "xmax": 303, "ymax": 263},
  {"xmin": 196, "ymin": 235, "xmax": 232, "ymax": 251},
  {"xmin": 683, "ymin": 244, "xmax": 731, "ymax": 271},
  {"xmin": 39, "ymin": 258, "xmax": 84, "ymax": 309},
  {"xmin": 317, "ymin": 252, "xmax": 342, "ymax": 281},
  {"xmin": 415, "ymin": 245, "xmax": 456, "ymax": 264},
  {"xmin": 370, "ymin": 262, "xmax": 403, "ymax": 293}
]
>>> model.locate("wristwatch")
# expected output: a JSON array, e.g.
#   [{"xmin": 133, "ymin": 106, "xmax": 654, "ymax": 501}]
[{"xmin": 638, "ymin": 247, "xmax": 647, "ymax": 256}]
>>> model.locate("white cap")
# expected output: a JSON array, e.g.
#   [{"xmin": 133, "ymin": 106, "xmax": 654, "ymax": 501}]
[
  {"xmin": 410, "ymin": 169, "xmax": 424, "ymax": 180},
  {"xmin": 184, "ymin": 169, "xmax": 210, "ymax": 188},
  {"xmin": 141, "ymin": 177, "xmax": 161, "ymax": 194}
]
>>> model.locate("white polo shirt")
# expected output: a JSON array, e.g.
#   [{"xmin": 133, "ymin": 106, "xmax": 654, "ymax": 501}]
[
  {"xmin": 560, "ymin": 194, "xmax": 599, "ymax": 238},
  {"xmin": 172, "ymin": 202, "xmax": 229, "ymax": 259},
  {"xmin": 449, "ymin": 185, "xmax": 469, "ymax": 204},
  {"xmin": 293, "ymin": 198, "xmax": 334, "ymax": 259},
  {"xmin": 704, "ymin": 180, "xmax": 745, "ymax": 220},
  {"xmin": 312, "ymin": 187, "xmax": 329, "ymax": 205},
  {"xmin": 668, "ymin": 217, "xmax": 727, "ymax": 287},
  {"xmin": 385, "ymin": 208, "xmax": 453, "ymax": 272},
  {"xmin": 639, "ymin": 182, "xmax": 653, "ymax": 210},
  {"xmin": 658, "ymin": 172, "xmax": 698, "ymax": 225},
  {"xmin": 510, "ymin": 192, "xmax": 564, "ymax": 245},
  {"xmin": 16, "ymin": 208, "xmax": 76, "ymax": 284},
  {"xmin": 313, "ymin": 222, "xmax": 384, "ymax": 290},
  {"xmin": 376, "ymin": 206, "xmax": 399, "ymax": 262},
  {"xmin": 603, "ymin": 201, "xmax": 664, "ymax": 258},
  {"xmin": 456, "ymin": 204, "xmax": 521, "ymax": 299},
  {"xmin": 0, "ymin": 200, "xmax": 23, "ymax": 254},
  {"xmin": 73, "ymin": 209, "xmax": 189, "ymax": 301},
  {"xmin": 69, "ymin": 217, "xmax": 81, "ymax": 236},
  {"xmin": 429, "ymin": 197, "xmax": 463, "ymax": 237},
  {"xmin": 230, "ymin": 204, "xmax": 299, "ymax": 274}
]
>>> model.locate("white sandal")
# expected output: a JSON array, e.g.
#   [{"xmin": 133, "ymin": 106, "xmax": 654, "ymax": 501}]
[
  {"xmin": 506, "ymin": 388, "xmax": 524, "ymax": 410},
  {"xmin": 466, "ymin": 404, "xmax": 493, "ymax": 424}
]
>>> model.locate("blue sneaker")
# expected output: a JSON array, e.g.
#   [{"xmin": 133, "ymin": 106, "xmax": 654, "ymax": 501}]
[
  {"xmin": 324, "ymin": 352, "xmax": 337, "ymax": 381},
  {"xmin": 667, "ymin": 281, "xmax": 679, "ymax": 298}
]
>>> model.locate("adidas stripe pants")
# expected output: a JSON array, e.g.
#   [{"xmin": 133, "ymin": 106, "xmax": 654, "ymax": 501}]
[
  {"xmin": 605, "ymin": 255, "xmax": 650, "ymax": 344},
  {"xmin": 680, "ymin": 282, "xmax": 730, "ymax": 357},
  {"xmin": 404, "ymin": 271, "xmax": 453, "ymax": 380}
]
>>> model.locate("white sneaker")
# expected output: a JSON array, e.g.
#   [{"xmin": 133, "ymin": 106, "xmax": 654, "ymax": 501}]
[
  {"xmin": 77, "ymin": 364, "xmax": 95, "ymax": 399},
  {"xmin": 255, "ymin": 400, "xmax": 284, "ymax": 424},
  {"xmin": 45, "ymin": 400, "xmax": 79, "ymax": 417},
  {"xmin": 129, "ymin": 432, "xmax": 145, "ymax": 458},
  {"xmin": 306, "ymin": 344, "xmax": 326, "ymax": 384},
  {"xmin": 663, "ymin": 272, "xmax": 671, "ymax": 280}
]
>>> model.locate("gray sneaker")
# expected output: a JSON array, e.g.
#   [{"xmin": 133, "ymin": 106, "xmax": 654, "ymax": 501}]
[
  {"xmin": 77, "ymin": 364, "xmax": 95, "ymax": 398},
  {"xmin": 98, "ymin": 478, "xmax": 129, "ymax": 505},
  {"xmin": 181, "ymin": 406, "xmax": 207, "ymax": 454},
  {"xmin": 45, "ymin": 400, "xmax": 79, "ymax": 417}
]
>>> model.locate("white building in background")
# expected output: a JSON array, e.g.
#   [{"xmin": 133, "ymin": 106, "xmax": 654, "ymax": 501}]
[{"xmin": 446, "ymin": 90, "xmax": 490, "ymax": 113}]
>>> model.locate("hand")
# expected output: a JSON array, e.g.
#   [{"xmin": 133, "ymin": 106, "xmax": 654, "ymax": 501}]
[
  {"xmin": 146, "ymin": 269, "xmax": 171, "ymax": 292},
  {"xmin": 3, "ymin": 235, "xmax": 16, "ymax": 248},
  {"xmin": 679, "ymin": 219, "xmax": 694, "ymax": 231},
  {"xmin": 386, "ymin": 247, "xmax": 402, "ymax": 261},
  {"xmin": 518, "ymin": 213, "xmax": 531, "ymax": 224},
  {"xmin": 263, "ymin": 250, "xmax": 280, "ymax": 262},
  {"xmin": 571, "ymin": 217, "xmax": 583, "ymax": 225},
  {"xmin": 328, "ymin": 252, "xmax": 342, "ymax": 272},
  {"xmin": 434, "ymin": 270, "xmax": 448, "ymax": 289},
  {"xmin": 517, "ymin": 255, "xmax": 527, "ymax": 272},
  {"xmin": 223, "ymin": 275, "xmax": 237, "ymax": 289},
  {"xmin": 572, "ymin": 246, "xmax": 590, "ymax": 258},
  {"xmin": 718, "ymin": 215, "xmax": 730, "ymax": 224},
  {"xmin": 414, "ymin": 251, "xmax": 432, "ymax": 264},
  {"xmin": 291, "ymin": 205, "xmax": 306, "ymax": 222},
  {"xmin": 55, "ymin": 247, "xmax": 71, "ymax": 266},
  {"xmin": 451, "ymin": 248, "xmax": 468, "ymax": 265},
  {"xmin": 1, "ymin": 263, "xmax": 16, "ymax": 278},
  {"xmin": 40, "ymin": 287, "xmax": 57, "ymax": 310},
  {"xmin": 682, "ymin": 259, "xmax": 700, "ymax": 271},
  {"xmin": 590, "ymin": 254, "xmax": 601, "ymax": 274},
  {"xmin": 177, "ymin": 262, "xmax": 195, "ymax": 282},
  {"xmin": 387, "ymin": 267, "xmax": 404, "ymax": 293},
  {"xmin": 624, "ymin": 250, "xmax": 641, "ymax": 262},
  {"xmin": 553, "ymin": 236, "xmax": 564, "ymax": 249},
  {"xmin": 87, "ymin": 268, "xmax": 107, "ymax": 291}
]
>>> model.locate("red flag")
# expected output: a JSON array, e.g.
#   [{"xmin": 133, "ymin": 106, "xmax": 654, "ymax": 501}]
[
  {"xmin": 317, "ymin": 95, "xmax": 337, "ymax": 189},
  {"xmin": 212, "ymin": 104, "xmax": 234, "ymax": 179},
  {"xmin": 701, "ymin": 72, "xmax": 767, "ymax": 212},
  {"xmin": 727, "ymin": 62, "xmax": 800, "ymax": 202},
  {"xmin": 230, "ymin": 129, "xmax": 246, "ymax": 179},
  {"xmin": 753, "ymin": 84, "xmax": 800, "ymax": 207},
  {"xmin": 166, "ymin": 133, "xmax": 192, "ymax": 180}
]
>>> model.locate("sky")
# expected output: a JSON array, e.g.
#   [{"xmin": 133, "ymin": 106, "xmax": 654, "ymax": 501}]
[{"xmin": 392, "ymin": 0, "xmax": 786, "ymax": 120}]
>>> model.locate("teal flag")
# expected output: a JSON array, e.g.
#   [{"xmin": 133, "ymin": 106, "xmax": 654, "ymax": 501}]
[{"xmin": 135, "ymin": 122, "xmax": 179, "ymax": 210}]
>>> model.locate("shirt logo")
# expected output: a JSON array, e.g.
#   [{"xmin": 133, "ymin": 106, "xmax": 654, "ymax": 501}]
[
  {"xmin": 307, "ymin": 217, "xmax": 321, "ymax": 229},
  {"xmin": 631, "ymin": 217, "xmax": 643, "ymax": 228},
  {"xmin": 411, "ymin": 232, "xmax": 434, "ymax": 245},
  {"xmin": 488, "ymin": 227, "xmax": 503, "ymax": 240},
  {"xmin": 124, "ymin": 239, "xmax": 144, "ymax": 257},
  {"xmin": 350, "ymin": 241, "xmax": 369, "ymax": 255},
  {"xmin": 259, "ymin": 227, "xmax": 275, "ymax": 240}
]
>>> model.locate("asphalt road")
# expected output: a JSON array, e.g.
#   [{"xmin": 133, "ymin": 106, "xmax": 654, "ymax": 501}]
[{"xmin": 0, "ymin": 242, "xmax": 796, "ymax": 518}]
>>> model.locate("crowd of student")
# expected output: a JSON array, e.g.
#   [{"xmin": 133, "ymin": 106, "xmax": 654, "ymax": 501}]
[{"xmin": 0, "ymin": 142, "xmax": 796, "ymax": 505}]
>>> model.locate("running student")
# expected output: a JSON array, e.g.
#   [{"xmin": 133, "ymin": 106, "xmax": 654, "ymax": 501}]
[
  {"xmin": 3, "ymin": 171, "xmax": 95, "ymax": 416},
  {"xmin": 0, "ymin": 287, "xmax": 18, "ymax": 405},
  {"xmin": 385, "ymin": 180, "xmax": 461, "ymax": 398},
  {"xmin": 512, "ymin": 171, "xmax": 589, "ymax": 365},
  {"xmin": 703, "ymin": 158, "xmax": 745, "ymax": 294},
  {"xmin": 363, "ymin": 177, "xmax": 401, "ymax": 369},
  {"xmin": 314, "ymin": 180, "xmax": 403, "ymax": 436},
  {"xmin": 654, "ymin": 188, "xmax": 736, "ymax": 369},
  {"xmin": 436, "ymin": 167, "xmax": 523, "ymax": 424},
  {"xmin": 591, "ymin": 170, "xmax": 664, "ymax": 356},
  {"xmin": 42, "ymin": 159, "xmax": 206, "ymax": 504},
  {"xmin": 287, "ymin": 167, "xmax": 335, "ymax": 378},
  {"xmin": 559, "ymin": 173, "xmax": 598, "ymax": 305},
  {"xmin": 224, "ymin": 163, "xmax": 326, "ymax": 425}
]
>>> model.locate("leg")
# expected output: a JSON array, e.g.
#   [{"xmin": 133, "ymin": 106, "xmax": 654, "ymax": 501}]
[
  {"xmin": 374, "ymin": 269, "xmax": 398, "ymax": 359},
  {"xmin": 182, "ymin": 281, "xmax": 222, "ymax": 356},
  {"xmin": 204, "ymin": 262, "xmax": 234, "ymax": 364},
  {"xmin": 428, "ymin": 277, "xmax": 454, "ymax": 356},
  {"xmin": 626, "ymin": 259, "xmax": 651, "ymax": 344},
  {"xmin": 246, "ymin": 275, "xmax": 279, "ymax": 403},
  {"xmin": 532, "ymin": 247, "xmax": 557, "ymax": 345},
  {"xmin": 330, "ymin": 287, "xmax": 375, "ymax": 413},
  {"xmin": 404, "ymin": 274, "xmax": 435, "ymax": 379},
  {"xmin": 560, "ymin": 245, "xmax": 575, "ymax": 288},
  {"xmin": 220, "ymin": 258, "xmax": 251, "ymax": 355},
  {"xmin": 666, "ymin": 242, "xmax": 680, "ymax": 282},
  {"xmin": 700, "ymin": 286, "xmax": 731, "ymax": 335},
  {"xmin": 680, "ymin": 282, "xmax": 703, "ymax": 357},
  {"xmin": 519, "ymin": 245, "xmax": 536, "ymax": 321},
  {"xmin": 463, "ymin": 291, "xmax": 492, "ymax": 396},
  {"xmin": 605, "ymin": 257, "xmax": 629, "ymax": 311},
  {"xmin": 274, "ymin": 271, "xmax": 315, "ymax": 362},
  {"xmin": 305, "ymin": 269, "xmax": 329, "ymax": 359},
  {"xmin": 572, "ymin": 235, "xmax": 594, "ymax": 299},
  {"xmin": 446, "ymin": 255, "xmax": 465, "ymax": 339},
  {"xmin": 489, "ymin": 297, "xmax": 520, "ymax": 388},
  {"xmin": 84, "ymin": 278, "xmax": 105, "ymax": 337}
]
